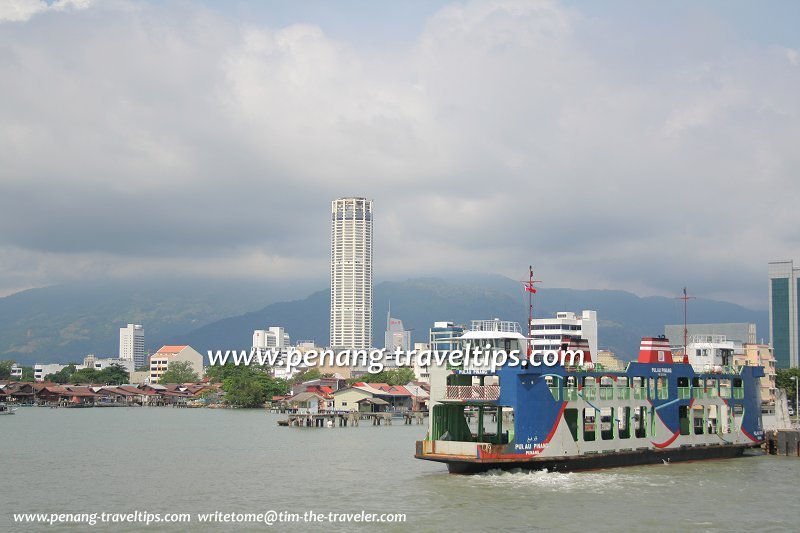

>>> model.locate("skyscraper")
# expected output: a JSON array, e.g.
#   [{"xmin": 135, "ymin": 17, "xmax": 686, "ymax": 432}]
[
  {"xmin": 330, "ymin": 197, "xmax": 373, "ymax": 350},
  {"xmin": 119, "ymin": 323, "xmax": 145, "ymax": 369},
  {"xmin": 385, "ymin": 307, "xmax": 411, "ymax": 352},
  {"xmin": 768, "ymin": 260, "xmax": 800, "ymax": 368}
]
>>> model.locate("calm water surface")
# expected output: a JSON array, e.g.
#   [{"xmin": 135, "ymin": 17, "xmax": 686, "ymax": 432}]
[{"xmin": 1, "ymin": 407, "xmax": 797, "ymax": 532}]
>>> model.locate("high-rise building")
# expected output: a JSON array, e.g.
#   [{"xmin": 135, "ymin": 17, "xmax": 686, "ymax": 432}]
[
  {"xmin": 119, "ymin": 324, "xmax": 145, "ymax": 368},
  {"xmin": 385, "ymin": 307, "xmax": 411, "ymax": 352},
  {"xmin": 768, "ymin": 260, "xmax": 800, "ymax": 368},
  {"xmin": 429, "ymin": 321, "xmax": 466, "ymax": 351},
  {"xmin": 330, "ymin": 197, "xmax": 373, "ymax": 350}
]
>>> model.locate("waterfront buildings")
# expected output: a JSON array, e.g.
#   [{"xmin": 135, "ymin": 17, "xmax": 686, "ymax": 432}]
[
  {"xmin": 34, "ymin": 363, "xmax": 66, "ymax": 381},
  {"xmin": 768, "ymin": 260, "xmax": 800, "ymax": 368},
  {"xmin": 332, "ymin": 382, "xmax": 427, "ymax": 412},
  {"xmin": 119, "ymin": 324, "xmax": 145, "ymax": 369},
  {"xmin": 10, "ymin": 364, "xmax": 22, "ymax": 379},
  {"xmin": 34, "ymin": 356, "xmax": 137, "ymax": 381},
  {"xmin": 148, "ymin": 345, "xmax": 204, "ymax": 383},
  {"xmin": 530, "ymin": 310, "xmax": 598, "ymax": 357},
  {"xmin": 330, "ymin": 197, "xmax": 373, "ymax": 350},
  {"xmin": 81, "ymin": 354, "xmax": 135, "ymax": 373}
]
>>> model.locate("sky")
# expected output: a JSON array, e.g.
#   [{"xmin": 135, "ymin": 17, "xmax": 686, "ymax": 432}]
[{"xmin": 1, "ymin": 0, "xmax": 799, "ymax": 309}]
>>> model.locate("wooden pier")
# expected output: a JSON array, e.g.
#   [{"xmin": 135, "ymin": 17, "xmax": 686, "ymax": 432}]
[{"xmin": 280, "ymin": 411, "xmax": 426, "ymax": 427}]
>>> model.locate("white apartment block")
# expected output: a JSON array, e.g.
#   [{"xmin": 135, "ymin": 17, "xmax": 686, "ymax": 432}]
[
  {"xmin": 119, "ymin": 324, "xmax": 145, "ymax": 368},
  {"xmin": 330, "ymin": 197, "xmax": 373, "ymax": 350},
  {"xmin": 253, "ymin": 327, "xmax": 291, "ymax": 350},
  {"xmin": 530, "ymin": 310, "xmax": 598, "ymax": 357}
]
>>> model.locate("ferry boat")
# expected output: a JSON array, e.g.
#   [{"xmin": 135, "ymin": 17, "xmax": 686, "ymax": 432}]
[{"xmin": 415, "ymin": 319, "xmax": 765, "ymax": 474}]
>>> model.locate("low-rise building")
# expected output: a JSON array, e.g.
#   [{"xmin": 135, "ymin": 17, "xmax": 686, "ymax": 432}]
[
  {"xmin": 733, "ymin": 343, "xmax": 777, "ymax": 412},
  {"xmin": 595, "ymin": 350, "xmax": 625, "ymax": 372},
  {"xmin": 34, "ymin": 363, "xmax": 71, "ymax": 382},
  {"xmin": 287, "ymin": 391, "xmax": 328, "ymax": 414},
  {"xmin": 149, "ymin": 345, "xmax": 204, "ymax": 383},
  {"xmin": 332, "ymin": 382, "xmax": 416, "ymax": 412}
]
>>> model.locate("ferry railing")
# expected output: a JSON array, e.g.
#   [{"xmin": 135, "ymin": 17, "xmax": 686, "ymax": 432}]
[
  {"xmin": 617, "ymin": 387, "xmax": 630, "ymax": 400},
  {"xmin": 691, "ymin": 388, "xmax": 704, "ymax": 399},
  {"xmin": 733, "ymin": 388, "xmax": 744, "ymax": 400},
  {"xmin": 548, "ymin": 386, "xmax": 560, "ymax": 401},
  {"xmin": 599, "ymin": 387, "xmax": 614, "ymax": 400},
  {"xmin": 707, "ymin": 388, "xmax": 718, "ymax": 398},
  {"xmin": 633, "ymin": 388, "xmax": 646, "ymax": 400},
  {"xmin": 444, "ymin": 385, "xmax": 500, "ymax": 401},
  {"xmin": 564, "ymin": 388, "xmax": 578, "ymax": 401},
  {"xmin": 582, "ymin": 387, "xmax": 597, "ymax": 400},
  {"xmin": 720, "ymin": 387, "xmax": 732, "ymax": 399},
  {"xmin": 657, "ymin": 388, "xmax": 668, "ymax": 400},
  {"xmin": 677, "ymin": 387, "xmax": 691, "ymax": 400}
]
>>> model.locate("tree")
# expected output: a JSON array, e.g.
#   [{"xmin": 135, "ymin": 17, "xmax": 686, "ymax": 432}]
[
  {"xmin": 20, "ymin": 366, "xmax": 35, "ymax": 382},
  {"xmin": 224, "ymin": 374, "xmax": 266, "ymax": 407},
  {"xmin": 159, "ymin": 361, "xmax": 199, "ymax": 384},
  {"xmin": 96, "ymin": 363, "xmax": 130, "ymax": 385},
  {"xmin": 0, "ymin": 360, "xmax": 13, "ymax": 380},
  {"xmin": 45, "ymin": 364, "xmax": 77, "ymax": 384},
  {"xmin": 346, "ymin": 367, "xmax": 416, "ymax": 386},
  {"xmin": 777, "ymin": 368, "xmax": 800, "ymax": 403},
  {"xmin": 290, "ymin": 368, "xmax": 321, "ymax": 385},
  {"xmin": 207, "ymin": 363, "xmax": 289, "ymax": 407},
  {"xmin": 68, "ymin": 367, "xmax": 100, "ymax": 383}
]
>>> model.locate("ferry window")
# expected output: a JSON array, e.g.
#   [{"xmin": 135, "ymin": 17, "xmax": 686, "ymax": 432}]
[
  {"xmin": 564, "ymin": 409, "xmax": 579, "ymax": 441},
  {"xmin": 583, "ymin": 408, "xmax": 596, "ymax": 441},
  {"xmin": 618, "ymin": 407, "xmax": 631, "ymax": 439},
  {"xmin": 634, "ymin": 407, "xmax": 647, "ymax": 438},
  {"xmin": 601, "ymin": 408, "xmax": 614, "ymax": 440},
  {"xmin": 632, "ymin": 377, "xmax": 645, "ymax": 400},
  {"xmin": 650, "ymin": 408, "xmax": 657, "ymax": 437},
  {"xmin": 545, "ymin": 376, "xmax": 560, "ymax": 401},
  {"xmin": 648, "ymin": 378, "xmax": 656, "ymax": 399},
  {"xmin": 657, "ymin": 377, "xmax": 668, "ymax": 399},
  {"xmin": 679, "ymin": 406, "xmax": 691, "ymax": 435},
  {"xmin": 693, "ymin": 406, "xmax": 705, "ymax": 435}
]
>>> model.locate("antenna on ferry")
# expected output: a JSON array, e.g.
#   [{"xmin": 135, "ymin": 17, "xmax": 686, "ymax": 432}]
[
  {"xmin": 520, "ymin": 266, "xmax": 541, "ymax": 359},
  {"xmin": 676, "ymin": 287, "xmax": 695, "ymax": 363}
]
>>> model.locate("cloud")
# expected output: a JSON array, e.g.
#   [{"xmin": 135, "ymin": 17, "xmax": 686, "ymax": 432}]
[
  {"xmin": 0, "ymin": 0, "xmax": 798, "ymax": 308},
  {"xmin": 0, "ymin": 0, "xmax": 92, "ymax": 23}
]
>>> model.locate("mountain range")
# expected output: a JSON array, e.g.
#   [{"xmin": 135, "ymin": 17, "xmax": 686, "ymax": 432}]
[{"xmin": 0, "ymin": 274, "xmax": 768, "ymax": 365}]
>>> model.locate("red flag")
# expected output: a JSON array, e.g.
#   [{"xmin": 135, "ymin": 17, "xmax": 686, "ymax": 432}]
[{"xmin": 525, "ymin": 286, "xmax": 537, "ymax": 293}]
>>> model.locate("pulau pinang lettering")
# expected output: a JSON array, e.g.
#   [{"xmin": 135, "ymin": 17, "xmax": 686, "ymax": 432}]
[{"xmin": 207, "ymin": 344, "xmax": 585, "ymax": 374}]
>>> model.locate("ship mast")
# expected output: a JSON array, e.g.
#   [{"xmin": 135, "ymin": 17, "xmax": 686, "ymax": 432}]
[
  {"xmin": 521, "ymin": 266, "xmax": 541, "ymax": 359},
  {"xmin": 677, "ymin": 287, "xmax": 695, "ymax": 362}
]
